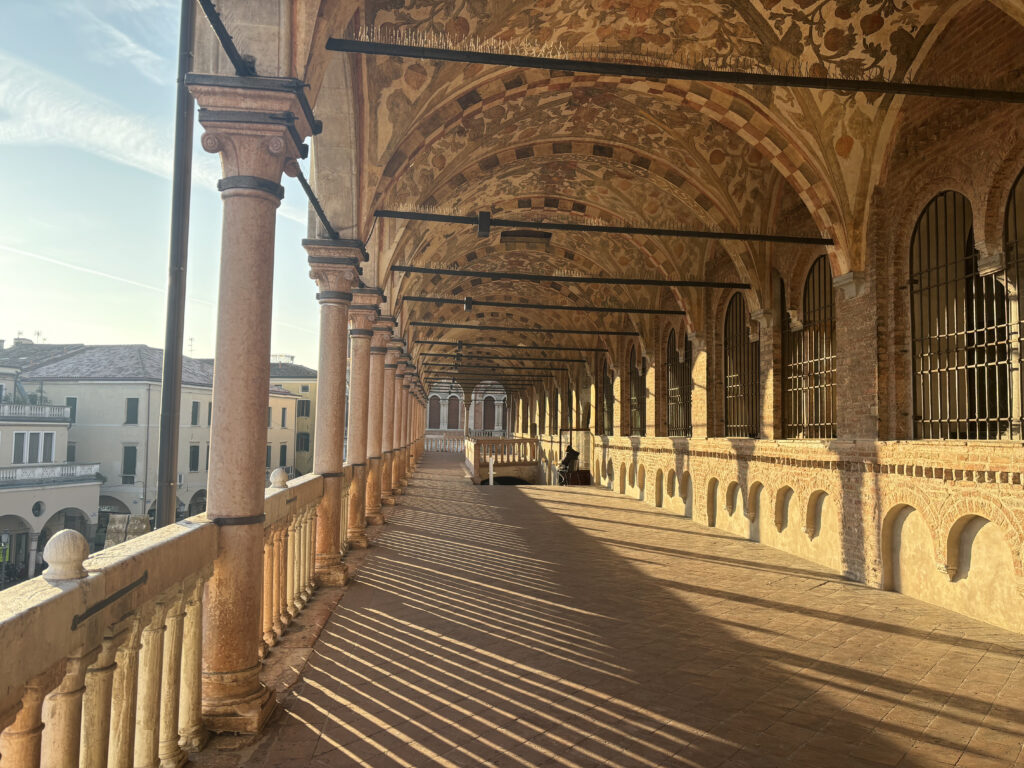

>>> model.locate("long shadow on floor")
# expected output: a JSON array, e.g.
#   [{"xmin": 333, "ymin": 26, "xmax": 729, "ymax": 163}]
[{"xmin": 249, "ymin": 456, "xmax": 1024, "ymax": 768}]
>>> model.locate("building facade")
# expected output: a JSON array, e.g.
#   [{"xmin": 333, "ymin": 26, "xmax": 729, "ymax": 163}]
[{"xmin": 270, "ymin": 357, "xmax": 318, "ymax": 475}]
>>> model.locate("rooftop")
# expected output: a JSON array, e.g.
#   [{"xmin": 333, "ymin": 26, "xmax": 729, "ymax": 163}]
[
  {"xmin": 269, "ymin": 362, "xmax": 318, "ymax": 380},
  {"xmin": 22, "ymin": 345, "xmax": 214, "ymax": 387}
]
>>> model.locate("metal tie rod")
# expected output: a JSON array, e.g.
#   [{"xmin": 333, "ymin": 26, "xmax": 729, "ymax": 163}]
[
  {"xmin": 411, "ymin": 321, "xmax": 637, "ymax": 335},
  {"xmin": 378, "ymin": 209, "xmax": 831, "ymax": 246},
  {"xmin": 405, "ymin": 295, "xmax": 684, "ymax": 315},
  {"xmin": 327, "ymin": 38, "xmax": 1024, "ymax": 103},
  {"xmin": 414, "ymin": 340, "xmax": 608, "ymax": 352},
  {"xmin": 393, "ymin": 265, "xmax": 749, "ymax": 289}
]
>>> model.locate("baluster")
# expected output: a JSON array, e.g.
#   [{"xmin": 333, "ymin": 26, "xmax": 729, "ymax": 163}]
[
  {"xmin": 177, "ymin": 580, "xmax": 207, "ymax": 754},
  {"xmin": 107, "ymin": 614, "xmax": 144, "ymax": 768},
  {"xmin": 40, "ymin": 645, "xmax": 98, "ymax": 768},
  {"xmin": 79, "ymin": 627, "xmax": 127, "ymax": 768},
  {"xmin": 135, "ymin": 603, "xmax": 168, "ymax": 768},
  {"xmin": 157, "ymin": 589, "xmax": 186, "ymax": 768},
  {"xmin": 271, "ymin": 528, "xmax": 285, "ymax": 638},
  {"xmin": 277, "ymin": 526, "xmax": 290, "ymax": 631},
  {"xmin": 260, "ymin": 533, "xmax": 275, "ymax": 654},
  {"xmin": 305, "ymin": 509, "xmax": 318, "ymax": 600},
  {"xmin": 1, "ymin": 666, "xmax": 63, "ymax": 768},
  {"xmin": 285, "ymin": 516, "xmax": 298, "ymax": 620}
]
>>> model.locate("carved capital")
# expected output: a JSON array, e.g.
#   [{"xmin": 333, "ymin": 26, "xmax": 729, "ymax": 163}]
[
  {"xmin": 976, "ymin": 247, "xmax": 1005, "ymax": 277},
  {"xmin": 833, "ymin": 270, "xmax": 868, "ymax": 301},
  {"xmin": 786, "ymin": 308, "xmax": 803, "ymax": 331},
  {"xmin": 189, "ymin": 81, "xmax": 313, "ymax": 192}
]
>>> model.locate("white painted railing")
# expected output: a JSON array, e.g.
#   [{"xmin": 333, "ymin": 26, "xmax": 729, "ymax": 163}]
[
  {"xmin": 0, "ymin": 404, "xmax": 71, "ymax": 420},
  {"xmin": 473, "ymin": 438, "xmax": 538, "ymax": 466},
  {"xmin": 425, "ymin": 436, "xmax": 464, "ymax": 453},
  {"xmin": 468, "ymin": 429, "xmax": 507, "ymax": 438},
  {"xmin": 0, "ymin": 463, "xmax": 101, "ymax": 484}
]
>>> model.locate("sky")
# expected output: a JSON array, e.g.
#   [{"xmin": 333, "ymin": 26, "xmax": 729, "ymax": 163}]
[{"xmin": 0, "ymin": 0, "xmax": 321, "ymax": 368}]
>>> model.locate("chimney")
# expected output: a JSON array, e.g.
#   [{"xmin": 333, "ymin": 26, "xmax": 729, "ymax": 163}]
[{"xmin": 13, "ymin": 337, "xmax": 31, "ymax": 346}]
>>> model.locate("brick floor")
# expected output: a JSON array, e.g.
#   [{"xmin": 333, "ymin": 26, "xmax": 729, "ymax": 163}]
[{"xmin": 241, "ymin": 453, "xmax": 1024, "ymax": 768}]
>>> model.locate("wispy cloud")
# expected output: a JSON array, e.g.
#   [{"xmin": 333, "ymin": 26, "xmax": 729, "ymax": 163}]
[
  {"xmin": 0, "ymin": 51, "xmax": 308, "ymax": 222},
  {"xmin": 72, "ymin": 4, "xmax": 170, "ymax": 85}
]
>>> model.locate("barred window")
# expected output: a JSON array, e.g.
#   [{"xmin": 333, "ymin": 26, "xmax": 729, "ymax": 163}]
[
  {"xmin": 666, "ymin": 329, "xmax": 692, "ymax": 437},
  {"xmin": 629, "ymin": 347, "xmax": 646, "ymax": 436},
  {"xmin": 550, "ymin": 388, "xmax": 559, "ymax": 434},
  {"xmin": 447, "ymin": 396, "xmax": 460, "ymax": 429},
  {"xmin": 601, "ymin": 360, "xmax": 614, "ymax": 436},
  {"xmin": 428, "ymin": 396, "xmax": 441, "ymax": 430},
  {"xmin": 783, "ymin": 256, "xmax": 836, "ymax": 438},
  {"xmin": 724, "ymin": 293, "xmax": 760, "ymax": 437},
  {"xmin": 911, "ymin": 190, "xmax": 1022, "ymax": 439},
  {"xmin": 539, "ymin": 394, "xmax": 546, "ymax": 434}
]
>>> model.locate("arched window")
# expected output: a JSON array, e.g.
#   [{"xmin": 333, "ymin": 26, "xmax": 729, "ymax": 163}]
[
  {"xmin": 666, "ymin": 329, "xmax": 692, "ymax": 437},
  {"xmin": 428, "ymin": 395, "xmax": 441, "ymax": 430},
  {"xmin": 550, "ymin": 388, "xmax": 559, "ymax": 435},
  {"xmin": 601, "ymin": 360, "xmax": 614, "ymax": 436},
  {"xmin": 724, "ymin": 293, "xmax": 760, "ymax": 437},
  {"xmin": 447, "ymin": 396, "xmax": 460, "ymax": 430},
  {"xmin": 538, "ymin": 393, "xmax": 546, "ymax": 434},
  {"xmin": 629, "ymin": 347, "xmax": 646, "ymax": 436},
  {"xmin": 783, "ymin": 256, "xmax": 836, "ymax": 438},
  {"xmin": 911, "ymin": 191, "xmax": 1015, "ymax": 439},
  {"xmin": 1006, "ymin": 170, "xmax": 1024, "ymax": 436},
  {"xmin": 483, "ymin": 396, "xmax": 496, "ymax": 430}
]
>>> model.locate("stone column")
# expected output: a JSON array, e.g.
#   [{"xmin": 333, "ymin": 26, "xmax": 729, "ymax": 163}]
[
  {"xmin": 345, "ymin": 291, "xmax": 380, "ymax": 548},
  {"xmin": 305, "ymin": 243, "xmax": 360, "ymax": 581},
  {"xmin": 188, "ymin": 76, "xmax": 312, "ymax": 733},
  {"xmin": 400, "ymin": 362, "xmax": 414, "ymax": 481},
  {"xmin": 26, "ymin": 532, "xmax": 39, "ymax": 578},
  {"xmin": 134, "ymin": 605, "xmax": 168, "ymax": 768},
  {"xmin": 380, "ymin": 341, "xmax": 401, "ymax": 506},
  {"xmin": 80, "ymin": 630, "xmax": 127, "ymax": 768},
  {"xmin": 391, "ymin": 363, "xmax": 407, "ymax": 494},
  {"xmin": 364, "ymin": 319, "xmax": 393, "ymax": 526},
  {"xmin": 158, "ymin": 591, "xmax": 187, "ymax": 768},
  {"xmin": 1, "ymin": 666, "xmax": 63, "ymax": 768}
]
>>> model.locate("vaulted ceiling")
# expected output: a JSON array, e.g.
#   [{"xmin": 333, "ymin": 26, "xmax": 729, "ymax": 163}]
[{"xmin": 302, "ymin": 0, "xmax": 1024, "ymax": 391}]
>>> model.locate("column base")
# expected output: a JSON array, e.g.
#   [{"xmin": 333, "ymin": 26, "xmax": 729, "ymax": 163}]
[
  {"xmin": 346, "ymin": 529, "xmax": 369, "ymax": 549},
  {"xmin": 160, "ymin": 743, "xmax": 190, "ymax": 768},
  {"xmin": 365, "ymin": 506, "xmax": 384, "ymax": 526},
  {"xmin": 178, "ymin": 726, "xmax": 209, "ymax": 756},
  {"xmin": 381, "ymin": 493, "xmax": 396, "ymax": 506},
  {"xmin": 315, "ymin": 563, "xmax": 348, "ymax": 587},
  {"xmin": 202, "ymin": 680, "xmax": 276, "ymax": 735}
]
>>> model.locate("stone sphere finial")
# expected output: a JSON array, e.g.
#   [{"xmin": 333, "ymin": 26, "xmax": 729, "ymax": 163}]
[
  {"xmin": 42, "ymin": 530, "xmax": 90, "ymax": 581},
  {"xmin": 270, "ymin": 468, "xmax": 289, "ymax": 488}
]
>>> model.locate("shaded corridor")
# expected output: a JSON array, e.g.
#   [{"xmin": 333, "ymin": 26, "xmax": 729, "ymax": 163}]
[{"xmin": 241, "ymin": 454, "xmax": 1024, "ymax": 767}]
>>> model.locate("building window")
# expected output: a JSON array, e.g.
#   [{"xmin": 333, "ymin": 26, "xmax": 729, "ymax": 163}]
[
  {"xmin": 297, "ymin": 432, "xmax": 310, "ymax": 452},
  {"xmin": 724, "ymin": 293, "xmax": 760, "ymax": 438},
  {"xmin": 12, "ymin": 431, "xmax": 55, "ymax": 464},
  {"xmin": 267, "ymin": 407, "xmax": 272, "ymax": 428},
  {"xmin": 447, "ymin": 396, "xmax": 460, "ymax": 429},
  {"xmin": 191, "ymin": 401, "xmax": 200, "ymax": 426},
  {"xmin": 281, "ymin": 408, "xmax": 287, "ymax": 428},
  {"xmin": 301, "ymin": 384, "xmax": 310, "ymax": 393},
  {"xmin": 189, "ymin": 444, "xmax": 200, "ymax": 472},
  {"xmin": 66, "ymin": 396, "xmax": 77, "ymax": 423},
  {"xmin": 549, "ymin": 390, "xmax": 558, "ymax": 435},
  {"xmin": 205, "ymin": 443, "xmax": 210, "ymax": 470},
  {"xmin": 783, "ymin": 256, "xmax": 837, "ymax": 438},
  {"xmin": 0, "ymin": 383, "xmax": 5, "ymax": 402},
  {"xmin": 666, "ymin": 330, "xmax": 692, "ymax": 437},
  {"xmin": 208, "ymin": 402, "xmax": 212, "ymax": 425},
  {"xmin": 279, "ymin": 444, "xmax": 288, "ymax": 468},
  {"xmin": 428, "ymin": 396, "xmax": 441, "ymax": 429},
  {"xmin": 265, "ymin": 444, "xmax": 272, "ymax": 469},
  {"xmin": 122, "ymin": 445, "xmax": 137, "ymax": 484},
  {"xmin": 910, "ymin": 189, "xmax": 1023, "ymax": 439},
  {"xmin": 298, "ymin": 399, "xmax": 311, "ymax": 418},
  {"xmin": 601, "ymin": 361, "xmax": 614, "ymax": 436},
  {"xmin": 629, "ymin": 348, "xmax": 646, "ymax": 436},
  {"xmin": 67, "ymin": 442, "xmax": 76, "ymax": 462},
  {"xmin": 484, "ymin": 396, "xmax": 496, "ymax": 431},
  {"xmin": 538, "ymin": 395, "xmax": 546, "ymax": 435},
  {"xmin": 125, "ymin": 397, "xmax": 139, "ymax": 425}
]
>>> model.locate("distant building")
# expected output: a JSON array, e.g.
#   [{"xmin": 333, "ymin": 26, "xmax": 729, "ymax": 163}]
[
  {"xmin": 270, "ymin": 356, "xmax": 317, "ymax": 475},
  {"xmin": 0, "ymin": 399, "xmax": 101, "ymax": 586},
  {"xmin": 1, "ymin": 340, "xmax": 298, "ymax": 549}
]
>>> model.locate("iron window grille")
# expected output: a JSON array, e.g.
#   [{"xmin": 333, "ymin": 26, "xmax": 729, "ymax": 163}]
[
  {"xmin": 783, "ymin": 256, "xmax": 837, "ymax": 438},
  {"xmin": 629, "ymin": 348, "xmax": 646, "ymax": 436},
  {"xmin": 724, "ymin": 293, "xmax": 760, "ymax": 437},
  {"xmin": 910, "ymin": 188, "xmax": 1024, "ymax": 439},
  {"xmin": 601, "ymin": 361, "xmax": 615, "ymax": 436},
  {"xmin": 666, "ymin": 329, "xmax": 693, "ymax": 437},
  {"xmin": 550, "ymin": 390, "xmax": 559, "ymax": 435}
]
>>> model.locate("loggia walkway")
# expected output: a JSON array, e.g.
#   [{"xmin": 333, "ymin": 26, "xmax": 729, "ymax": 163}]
[{"xmin": 228, "ymin": 453, "xmax": 1024, "ymax": 767}]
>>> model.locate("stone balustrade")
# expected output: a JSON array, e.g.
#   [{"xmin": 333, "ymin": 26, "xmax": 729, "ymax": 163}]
[
  {"xmin": 0, "ymin": 404, "xmax": 71, "ymax": 421},
  {"xmin": 0, "ymin": 469, "xmax": 328, "ymax": 766},
  {"xmin": 0, "ymin": 521, "xmax": 215, "ymax": 768},
  {"xmin": 260, "ymin": 469, "xmax": 322, "ymax": 657},
  {"xmin": 0, "ymin": 462, "xmax": 102, "ymax": 485},
  {"xmin": 463, "ymin": 437, "xmax": 540, "ymax": 484},
  {"xmin": 424, "ymin": 435, "xmax": 464, "ymax": 453}
]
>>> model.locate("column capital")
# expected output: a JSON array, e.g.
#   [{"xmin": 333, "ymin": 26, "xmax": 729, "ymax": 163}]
[
  {"xmin": 188, "ymin": 77, "xmax": 314, "ymax": 192},
  {"xmin": 372, "ymin": 317, "xmax": 395, "ymax": 351},
  {"xmin": 306, "ymin": 250, "xmax": 360, "ymax": 302},
  {"xmin": 349, "ymin": 289, "xmax": 381, "ymax": 332}
]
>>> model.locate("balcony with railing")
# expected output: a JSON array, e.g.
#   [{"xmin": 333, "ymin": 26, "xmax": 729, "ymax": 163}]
[
  {"xmin": 0, "ymin": 404, "xmax": 72, "ymax": 423},
  {"xmin": 462, "ymin": 436, "xmax": 540, "ymax": 484},
  {"xmin": 0, "ymin": 462, "xmax": 101, "ymax": 488}
]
